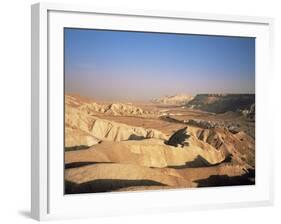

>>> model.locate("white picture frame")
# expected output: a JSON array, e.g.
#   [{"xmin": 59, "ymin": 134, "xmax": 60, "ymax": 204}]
[{"xmin": 31, "ymin": 2, "xmax": 274, "ymax": 221}]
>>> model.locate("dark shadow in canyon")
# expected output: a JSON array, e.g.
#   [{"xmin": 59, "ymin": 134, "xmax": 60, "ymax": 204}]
[
  {"xmin": 65, "ymin": 179, "xmax": 167, "ymax": 194},
  {"xmin": 194, "ymin": 169, "xmax": 255, "ymax": 187},
  {"xmin": 64, "ymin": 145, "xmax": 91, "ymax": 152},
  {"xmin": 167, "ymin": 154, "xmax": 232, "ymax": 169},
  {"xmin": 128, "ymin": 134, "xmax": 145, "ymax": 140},
  {"xmin": 65, "ymin": 161, "xmax": 113, "ymax": 169}
]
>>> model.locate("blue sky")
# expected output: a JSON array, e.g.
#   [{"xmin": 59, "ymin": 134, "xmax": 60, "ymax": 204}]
[{"xmin": 65, "ymin": 28, "xmax": 255, "ymax": 101}]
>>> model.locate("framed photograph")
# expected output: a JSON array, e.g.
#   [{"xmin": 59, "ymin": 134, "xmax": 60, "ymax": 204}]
[{"xmin": 31, "ymin": 2, "xmax": 274, "ymax": 221}]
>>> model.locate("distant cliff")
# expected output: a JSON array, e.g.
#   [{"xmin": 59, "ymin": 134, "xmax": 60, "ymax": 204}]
[
  {"xmin": 186, "ymin": 94, "xmax": 255, "ymax": 114},
  {"xmin": 151, "ymin": 94, "xmax": 194, "ymax": 105}
]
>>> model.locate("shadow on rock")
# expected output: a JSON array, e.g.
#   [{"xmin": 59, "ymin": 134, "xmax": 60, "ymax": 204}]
[
  {"xmin": 167, "ymin": 154, "xmax": 232, "ymax": 169},
  {"xmin": 194, "ymin": 169, "xmax": 255, "ymax": 187},
  {"xmin": 65, "ymin": 161, "xmax": 113, "ymax": 169},
  {"xmin": 65, "ymin": 179, "xmax": 167, "ymax": 194}
]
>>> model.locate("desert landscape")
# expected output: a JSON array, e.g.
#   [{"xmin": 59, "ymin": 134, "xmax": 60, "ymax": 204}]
[
  {"xmin": 64, "ymin": 28, "xmax": 255, "ymax": 194},
  {"xmin": 64, "ymin": 93, "xmax": 255, "ymax": 194}
]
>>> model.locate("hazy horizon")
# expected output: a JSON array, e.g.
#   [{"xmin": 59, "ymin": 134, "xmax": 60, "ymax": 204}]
[
  {"xmin": 65, "ymin": 28, "xmax": 255, "ymax": 101},
  {"xmin": 65, "ymin": 92, "xmax": 256, "ymax": 103}
]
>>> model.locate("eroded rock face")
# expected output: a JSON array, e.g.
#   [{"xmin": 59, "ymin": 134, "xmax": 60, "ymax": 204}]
[
  {"xmin": 64, "ymin": 125, "xmax": 255, "ymax": 193},
  {"xmin": 190, "ymin": 127, "xmax": 255, "ymax": 168},
  {"xmin": 64, "ymin": 94, "xmax": 255, "ymax": 193},
  {"xmin": 187, "ymin": 94, "xmax": 255, "ymax": 114},
  {"xmin": 88, "ymin": 117, "xmax": 167, "ymax": 142},
  {"xmin": 79, "ymin": 102, "xmax": 156, "ymax": 117},
  {"xmin": 65, "ymin": 105, "xmax": 167, "ymax": 147},
  {"xmin": 183, "ymin": 119, "xmax": 243, "ymax": 135},
  {"xmin": 196, "ymin": 129, "xmax": 224, "ymax": 149},
  {"xmin": 184, "ymin": 119, "xmax": 218, "ymax": 129},
  {"xmin": 151, "ymin": 94, "xmax": 194, "ymax": 105},
  {"xmin": 65, "ymin": 138, "xmax": 227, "ymax": 169},
  {"xmin": 65, "ymin": 127, "xmax": 101, "ymax": 148}
]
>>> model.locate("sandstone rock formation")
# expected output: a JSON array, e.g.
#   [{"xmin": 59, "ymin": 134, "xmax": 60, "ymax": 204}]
[
  {"xmin": 65, "ymin": 104, "xmax": 167, "ymax": 148},
  {"xmin": 65, "ymin": 125, "xmax": 254, "ymax": 193},
  {"xmin": 80, "ymin": 102, "xmax": 156, "ymax": 117},
  {"xmin": 64, "ymin": 94, "xmax": 255, "ymax": 193},
  {"xmin": 152, "ymin": 94, "xmax": 194, "ymax": 105}
]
